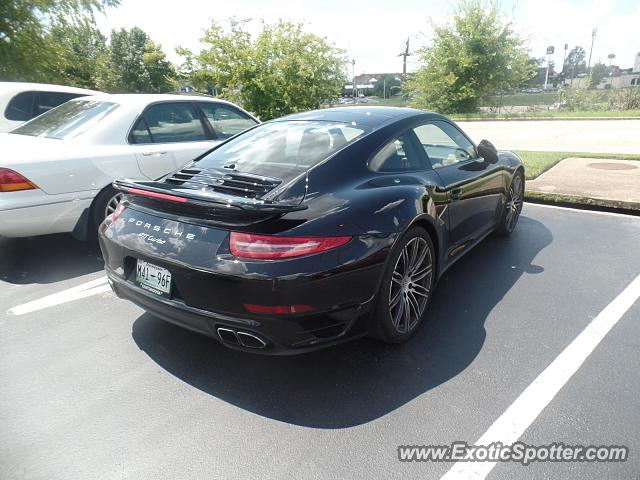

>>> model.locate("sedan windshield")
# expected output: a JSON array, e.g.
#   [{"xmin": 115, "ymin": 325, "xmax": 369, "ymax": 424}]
[
  {"xmin": 11, "ymin": 100, "xmax": 118, "ymax": 140},
  {"xmin": 196, "ymin": 120, "xmax": 371, "ymax": 180}
]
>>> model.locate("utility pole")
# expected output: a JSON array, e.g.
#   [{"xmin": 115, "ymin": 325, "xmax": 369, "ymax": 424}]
[
  {"xmin": 351, "ymin": 59, "xmax": 356, "ymax": 101},
  {"xmin": 587, "ymin": 28, "xmax": 597, "ymax": 72},
  {"xmin": 398, "ymin": 38, "xmax": 411, "ymax": 80},
  {"xmin": 544, "ymin": 45, "xmax": 554, "ymax": 90},
  {"xmin": 562, "ymin": 43, "xmax": 568, "ymax": 81},
  {"xmin": 608, "ymin": 53, "xmax": 616, "ymax": 87}
]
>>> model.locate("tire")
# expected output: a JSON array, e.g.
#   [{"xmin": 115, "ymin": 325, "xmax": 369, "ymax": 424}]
[
  {"xmin": 370, "ymin": 226, "xmax": 436, "ymax": 344},
  {"xmin": 495, "ymin": 171, "xmax": 524, "ymax": 236},
  {"xmin": 90, "ymin": 186, "xmax": 123, "ymax": 235}
]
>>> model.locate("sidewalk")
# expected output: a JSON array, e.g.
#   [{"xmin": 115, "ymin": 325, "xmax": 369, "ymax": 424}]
[
  {"xmin": 526, "ymin": 158, "xmax": 640, "ymax": 211},
  {"xmin": 458, "ymin": 120, "xmax": 640, "ymax": 154}
]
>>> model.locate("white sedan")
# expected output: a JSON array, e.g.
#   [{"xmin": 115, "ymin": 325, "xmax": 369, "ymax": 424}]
[
  {"xmin": 0, "ymin": 94, "xmax": 258, "ymax": 239},
  {"xmin": 0, "ymin": 82, "xmax": 102, "ymax": 132}
]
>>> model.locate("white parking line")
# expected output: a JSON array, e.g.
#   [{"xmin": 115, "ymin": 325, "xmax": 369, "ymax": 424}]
[
  {"xmin": 8, "ymin": 276, "xmax": 110, "ymax": 316},
  {"xmin": 441, "ymin": 273, "xmax": 640, "ymax": 480}
]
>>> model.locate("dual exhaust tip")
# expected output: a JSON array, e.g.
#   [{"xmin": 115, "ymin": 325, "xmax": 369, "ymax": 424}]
[{"xmin": 217, "ymin": 327, "xmax": 267, "ymax": 349}]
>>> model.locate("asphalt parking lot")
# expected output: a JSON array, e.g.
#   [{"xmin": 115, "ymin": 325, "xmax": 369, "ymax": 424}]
[{"xmin": 1, "ymin": 203, "xmax": 639, "ymax": 480}]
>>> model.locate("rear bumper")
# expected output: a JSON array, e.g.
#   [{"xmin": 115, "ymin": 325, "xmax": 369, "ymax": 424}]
[
  {"xmin": 98, "ymin": 204, "xmax": 396, "ymax": 354},
  {"xmin": 0, "ymin": 190, "xmax": 93, "ymax": 238},
  {"xmin": 106, "ymin": 268, "xmax": 374, "ymax": 355}
]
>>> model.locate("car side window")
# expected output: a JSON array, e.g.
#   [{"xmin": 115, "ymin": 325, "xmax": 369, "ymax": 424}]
[
  {"xmin": 196, "ymin": 103, "xmax": 257, "ymax": 139},
  {"xmin": 5, "ymin": 91, "xmax": 36, "ymax": 121},
  {"xmin": 413, "ymin": 121, "xmax": 476, "ymax": 169},
  {"xmin": 131, "ymin": 102, "xmax": 207, "ymax": 144},
  {"xmin": 129, "ymin": 117, "xmax": 152, "ymax": 144},
  {"xmin": 369, "ymin": 134, "xmax": 425, "ymax": 172},
  {"xmin": 34, "ymin": 92, "xmax": 83, "ymax": 116}
]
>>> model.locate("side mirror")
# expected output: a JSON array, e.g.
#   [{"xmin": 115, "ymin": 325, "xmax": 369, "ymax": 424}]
[{"xmin": 477, "ymin": 139, "xmax": 499, "ymax": 164}]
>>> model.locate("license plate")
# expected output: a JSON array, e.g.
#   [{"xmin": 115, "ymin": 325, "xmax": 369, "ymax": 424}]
[{"xmin": 135, "ymin": 259, "xmax": 172, "ymax": 297}]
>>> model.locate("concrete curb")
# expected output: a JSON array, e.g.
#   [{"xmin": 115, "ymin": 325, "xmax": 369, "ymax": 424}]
[
  {"xmin": 452, "ymin": 116, "xmax": 640, "ymax": 122},
  {"xmin": 524, "ymin": 191, "xmax": 640, "ymax": 214}
]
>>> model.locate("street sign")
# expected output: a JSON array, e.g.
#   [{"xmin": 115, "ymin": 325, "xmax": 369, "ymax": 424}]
[{"xmin": 546, "ymin": 46, "xmax": 555, "ymax": 55}]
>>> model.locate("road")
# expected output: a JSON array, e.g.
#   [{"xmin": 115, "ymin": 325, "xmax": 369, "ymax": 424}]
[
  {"xmin": 1, "ymin": 204, "xmax": 640, "ymax": 480},
  {"xmin": 457, "ymin": 119, "xmax": 640, "ymax": 154}
]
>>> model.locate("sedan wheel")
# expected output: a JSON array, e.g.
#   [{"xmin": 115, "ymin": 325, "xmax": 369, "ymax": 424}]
[
  {"xmin": 104, "ymin": 193, "xmax": 124, "ymax": 219},
  {"xmin": 90, "ymin": 186, "xmax": 123, "ymax": 239}
]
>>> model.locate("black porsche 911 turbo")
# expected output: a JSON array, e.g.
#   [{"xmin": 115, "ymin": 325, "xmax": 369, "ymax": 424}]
[{"xmin": 99, "ymin": 106, "xmax": 524, "ymax": 354}]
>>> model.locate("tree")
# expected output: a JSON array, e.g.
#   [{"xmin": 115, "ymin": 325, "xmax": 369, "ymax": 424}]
[
  {"xmin": 97, "ymin": 27, "xmax": 176, "ymax": 93},
  {"xmin": 190, "ymin": 19, "xmax": 347, "ymax": 119},
  {"xmin": 46, "ymin": 17, "xmax": 107, "ymax": 89},
  {"xmin": 372, "ymin": 74, "xmax": 402, "ymax": 98},
  {"xmin": 588, "ymin": 63, "xmax": 608, "ymax": 89},
  {"xmin": 175, "ymin": 46, "xmax": 199, "ymax": 81},
  {"xmin": 564, "ymin": 46, "xmax": 586, "ymax": 79},
  {"xmin": 522, "ymin": 57, "xmax": 544, "ymax": 86},
  {"xmin": 407, "ymin": 0, "xmax": 534, "ymax": 113},
  {"xmin": 141, "ymin": 40, "xmax": 178, "ymax": 92},
  {"xmin": 0, "ymin": 0, "xmax": 118, "ymax": 81}
]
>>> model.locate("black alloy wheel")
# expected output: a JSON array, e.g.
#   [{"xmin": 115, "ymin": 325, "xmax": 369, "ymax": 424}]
[{"xmin": 371, "ymin": 226, "xmax": 435, "ymax": 343}]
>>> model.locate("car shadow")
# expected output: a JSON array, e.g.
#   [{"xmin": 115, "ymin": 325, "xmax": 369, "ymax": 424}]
[
  {"xmin": 131, "ymin": 215, "xmax": 551, "ymax": 429},
  {"xmin": 0, "ymin": 234, "xmax": 103, "ymax": 284}
]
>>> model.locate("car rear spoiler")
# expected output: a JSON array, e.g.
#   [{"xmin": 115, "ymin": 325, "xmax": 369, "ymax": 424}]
[{"xmin": 113, "ymin": 179, "xmax": 307, "ymax": 214}]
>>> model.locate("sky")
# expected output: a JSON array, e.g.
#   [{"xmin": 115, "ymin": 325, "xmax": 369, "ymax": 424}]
[{"xmin": 95, "ymin": 0, "xmax": 640, "ymax": 75}]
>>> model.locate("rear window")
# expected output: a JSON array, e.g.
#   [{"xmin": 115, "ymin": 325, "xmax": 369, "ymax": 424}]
[
  {"xmin": 34, "ymin": 91, "xmax": 84, "ymax": 116},
  {"xmin": 10, "ymin": 100, "xmax": 117, "ymax": 139},
  {"xmin": 196, "ymin": 120, "xmax": 370, "ymax": 180},
  {"xmin": 5, "ymin": 91, "xmax": 35, "ymax": 121}
]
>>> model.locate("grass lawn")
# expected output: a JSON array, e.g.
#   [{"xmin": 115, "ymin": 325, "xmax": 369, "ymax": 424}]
[
  {"xmin": 514, "ymin": 151, "xmax": 640, "ymax": 180},
  {"xmin": 485, "ymin": 92, "xmax": 556, "ymax": 107}
]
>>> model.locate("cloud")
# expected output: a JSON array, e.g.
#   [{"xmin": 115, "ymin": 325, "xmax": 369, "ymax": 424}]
[
  {"xmin": 95, "ymin": 0, "xmax": 640, "ymax": 74},
  {"xmin": 514, "ymin": 0, "xmax": 640, "ymax": 68}
]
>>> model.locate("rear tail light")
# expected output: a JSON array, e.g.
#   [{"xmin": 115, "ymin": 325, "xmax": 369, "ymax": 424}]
[
  {"xmin": 243, "ymin": 304, "xmax": 315, "ymax": 315},
  {"xmin": 111, "ymin": 202, "xmax": 126, "ymax": 221},
  {"xmin": 126, "ymin": 187, "xmax": 188, "ymax": 203},
  {"xmin": 229, "ymin": 232, "xmax": 351, "ymax": 259},
  {"xmin": 0, "ymin": 168, "xmax": 38, "ymax": 192}
]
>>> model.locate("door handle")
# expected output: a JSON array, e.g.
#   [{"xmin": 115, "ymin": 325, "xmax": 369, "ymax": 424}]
[
  {"xmin": 142, "ymin": 150, "xmax": 167, "ymax": 156},
  {"xmin": 451, "ymin": 188, "xmax": 462, "ymax": 200}
]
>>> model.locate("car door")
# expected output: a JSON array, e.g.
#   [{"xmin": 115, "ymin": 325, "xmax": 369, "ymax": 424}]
[
  {"xmin": 195, "ymin": 102, "xmax": 258, "ymax": 140},
  {"xmin": 368, "ymin": 130, "xmax": 448, "ymax": 225},
  {"xmin": 129, "ymin": 102, "xmax": 213, "ymax": 179},
  {"xmin": 412, "ymin": 121, "xmax": 504, "ymax": 245}
]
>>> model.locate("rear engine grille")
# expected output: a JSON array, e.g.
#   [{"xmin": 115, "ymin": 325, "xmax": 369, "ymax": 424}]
[{"xmin": 165, "ymin": 167, "xmax": 281, "ymax": 199}]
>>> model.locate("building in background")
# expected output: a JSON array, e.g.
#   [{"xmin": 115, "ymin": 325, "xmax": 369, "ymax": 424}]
[
  {"xmin": 343, "ymin": 73, "xmax": 403, "ymax": 97},
  {"xmin": 568, "ymin": 52, "xmax": 640, "ymax": 89}
]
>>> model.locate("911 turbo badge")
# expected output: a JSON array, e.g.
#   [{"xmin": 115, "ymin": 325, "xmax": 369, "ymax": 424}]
[{"xmin": 99, "ymin": 107, "xmax": 524, "ymax": 354}]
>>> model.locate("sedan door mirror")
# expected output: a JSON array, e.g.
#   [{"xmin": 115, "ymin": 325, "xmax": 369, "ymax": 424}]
[{"xmin": 477, "ymin": 139, "xmax": 499, "ymax": 164}]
